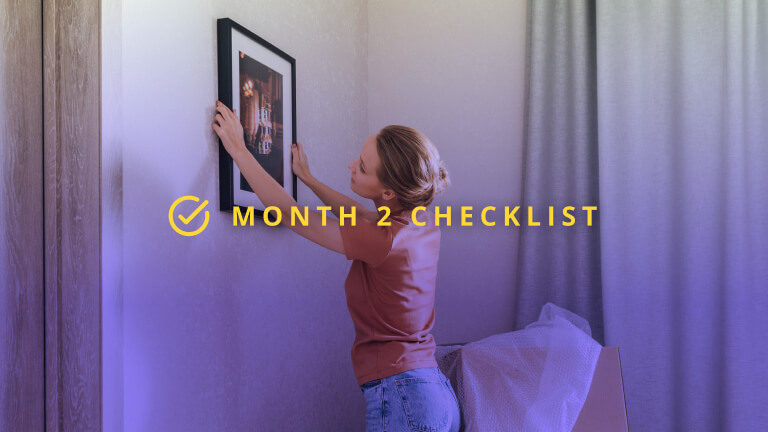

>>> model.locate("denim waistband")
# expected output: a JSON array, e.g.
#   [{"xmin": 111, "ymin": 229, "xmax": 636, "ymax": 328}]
[{"xmin": 360, "ymin": 366, "xmax": 446, "ymax": 389}]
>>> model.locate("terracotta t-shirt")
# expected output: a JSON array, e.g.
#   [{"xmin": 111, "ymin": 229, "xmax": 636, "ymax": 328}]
[{"xmin": 339, "ymin": 207, "xmax": 441, "ymax": 386}]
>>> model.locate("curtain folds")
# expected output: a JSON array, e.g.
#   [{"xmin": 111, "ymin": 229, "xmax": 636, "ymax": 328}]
[
  {"xmin": 520, "ymin": 1, "xmax": 768, "ymax": 430},
  {"xmin": 515, "ymin": 0, "xmax": 604, "ymax": 344}
]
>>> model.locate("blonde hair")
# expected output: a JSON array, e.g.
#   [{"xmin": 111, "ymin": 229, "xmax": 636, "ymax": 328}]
[{"xmin": 374, "ymin": 125, "xmax": 451, "ymax": 211}]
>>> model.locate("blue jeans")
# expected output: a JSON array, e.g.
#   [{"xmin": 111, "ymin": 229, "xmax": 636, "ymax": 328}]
[{"xmin": 359, "ymin": 367, "xmax": 460, "ymax": 432}]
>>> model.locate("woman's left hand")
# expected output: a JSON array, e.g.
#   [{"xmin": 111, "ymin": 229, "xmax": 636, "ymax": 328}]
[{"xmin": 213, "ymin": 101, "xmax": 247, "ymax": 159}]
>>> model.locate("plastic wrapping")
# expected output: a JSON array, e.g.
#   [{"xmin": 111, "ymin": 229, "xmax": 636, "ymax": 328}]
[{"xmin": 436, "ymin": 302, "xmax": 602, "ymax": 432}]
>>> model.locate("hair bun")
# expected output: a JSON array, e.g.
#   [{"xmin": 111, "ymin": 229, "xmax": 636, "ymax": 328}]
[{"xmin": 434, "ymin": 160, "xmax": 450, "ymax": 195}]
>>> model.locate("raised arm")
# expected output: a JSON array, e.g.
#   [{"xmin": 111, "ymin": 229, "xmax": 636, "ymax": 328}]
[
  {"xmin": 303, "ymin": 175, "xmax": 373, "ymax": 220},
  {"xmin": 213, "ymin": 102, "xmax": 346, "ymax": 255},
  {"xmin": 291, "ymin": 142, "xmax": 375, "ymax": 220}
]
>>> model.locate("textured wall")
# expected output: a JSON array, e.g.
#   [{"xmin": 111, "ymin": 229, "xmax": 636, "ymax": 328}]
[
  {"xmin": 102, "ymin": 0, "xmax": 526, "ymax": 430},
  {"xmin": 368, "ymin": 0, "xmax": 527, "ymax": 343}
]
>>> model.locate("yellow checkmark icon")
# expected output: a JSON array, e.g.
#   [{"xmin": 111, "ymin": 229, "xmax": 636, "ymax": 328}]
[{"xmin": 169, "ymin": 196, "xmax": 210, "ymax": 237}]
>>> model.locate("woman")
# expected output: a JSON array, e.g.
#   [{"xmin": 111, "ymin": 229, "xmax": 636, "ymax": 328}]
[{"xmin": 213, "ymin": 101, "xmax": 460, "ymax": 432}]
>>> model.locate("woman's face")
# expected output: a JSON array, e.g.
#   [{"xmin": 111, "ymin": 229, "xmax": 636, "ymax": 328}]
[{"xmin": 348, "ymin": 134, "xmax": 385, "ymax": 199}]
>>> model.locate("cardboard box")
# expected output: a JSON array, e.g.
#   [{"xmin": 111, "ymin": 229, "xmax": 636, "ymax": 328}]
[{"xmin": 572, "ymin": 347, "xmax": 629, "ymax": 432}]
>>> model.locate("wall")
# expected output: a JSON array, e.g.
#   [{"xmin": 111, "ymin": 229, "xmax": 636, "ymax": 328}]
[
  {"xmin": 368, "ymin": 0, "xmax": 527, "ymax": 344},
  {"xmin": 102, "ymin": 0, "xmax": 526, "ymax": 430}
]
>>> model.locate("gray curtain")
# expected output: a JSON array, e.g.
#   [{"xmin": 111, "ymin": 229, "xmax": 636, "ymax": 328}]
[
  {"xmin": 520, "ymin": 0, "xmax": 768, "ymax": 431},
  {"xmin": 515, "ymin": 0, "xmax": 604, "ymax": 345}
]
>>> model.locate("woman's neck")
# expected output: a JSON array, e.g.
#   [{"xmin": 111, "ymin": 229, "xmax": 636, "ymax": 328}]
[{"xmin": 373, "ymin": 197, "xmax": 404, "ymax": 215}]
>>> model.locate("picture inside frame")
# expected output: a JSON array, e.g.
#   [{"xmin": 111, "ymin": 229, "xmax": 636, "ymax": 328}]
[
  {"xmin": 238, "ymin": 51, "xmax": 284, "ymax": 194},
  {"xmin": 218, "ymin": 19, "xmax": 296, "ymax": 214}
]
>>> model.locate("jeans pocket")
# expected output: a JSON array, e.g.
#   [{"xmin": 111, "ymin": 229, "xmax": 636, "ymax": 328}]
[{"xmin": 395, "ymin": 377, "xmax": 451, "ymax": 432}]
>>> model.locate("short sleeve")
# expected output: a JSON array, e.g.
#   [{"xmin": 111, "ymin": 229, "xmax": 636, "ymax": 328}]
[{"xmin": 339, "ymin": 215, "xmax": 394, "ymax": 266}]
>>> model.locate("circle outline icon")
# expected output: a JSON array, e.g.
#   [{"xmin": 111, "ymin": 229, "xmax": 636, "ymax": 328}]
[{"xmin": 169, "ymin": 196, "xmax": 210, "ymax": 237}]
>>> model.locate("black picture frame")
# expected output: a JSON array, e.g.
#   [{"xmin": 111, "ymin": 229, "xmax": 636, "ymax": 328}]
[{"xmin": 217, "ymin": 18, "xmax": 297, "ymax": 220}]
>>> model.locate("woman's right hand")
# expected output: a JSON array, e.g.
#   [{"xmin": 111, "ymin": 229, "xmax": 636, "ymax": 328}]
[{"xmin": 291, "ymin": 142, "xmax": 312, "ymax": 182}]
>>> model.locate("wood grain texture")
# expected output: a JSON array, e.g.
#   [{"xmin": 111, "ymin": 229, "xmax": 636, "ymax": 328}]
[
  {"xmin": 0, "ymin": 0, "xmax": 45, "ymax": 431},
  {"xmin": 43, "ymin": 0, "xmax": 102, "ymax": 430}
]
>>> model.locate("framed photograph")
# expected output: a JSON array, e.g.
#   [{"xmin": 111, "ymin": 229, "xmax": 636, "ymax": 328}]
[{"xmin": 217, "ymin": 18, "xmax": 297, "ymax": 218}]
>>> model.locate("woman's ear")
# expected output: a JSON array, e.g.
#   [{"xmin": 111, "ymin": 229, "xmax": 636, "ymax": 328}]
[{"xmin": 381, "ymin": 189, "xmax": 397, "ymax": 201}]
